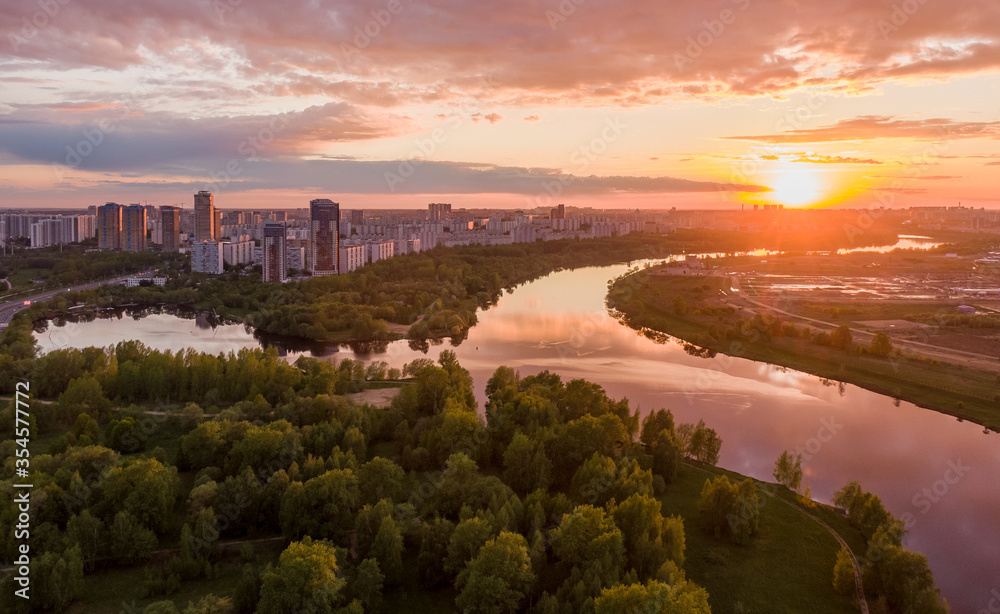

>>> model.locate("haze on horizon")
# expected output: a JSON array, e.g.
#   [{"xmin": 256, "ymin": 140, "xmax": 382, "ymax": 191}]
[{"xmin": 1, "ymin": 0, "xmax": 999, "ymax": 211}]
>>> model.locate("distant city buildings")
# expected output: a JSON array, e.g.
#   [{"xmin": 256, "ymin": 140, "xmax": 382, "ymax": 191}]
[
  {"xmin": 309, "ymin": 199, "xmax": 339, "ymax": 276},
  {"xmin": 428, "ymin": 202, "xmax": 452, "ymax": 222},
  {"xmin": 194, "ymin": 191, "xmax": 216, "ymax": 242},
  {"xmin": 14, "ymin": 201, "xmax": 1000, "ymax": 288},
  {"xmin": 262, "ymin": 222, "xmax": 287, "ymax": 282}
]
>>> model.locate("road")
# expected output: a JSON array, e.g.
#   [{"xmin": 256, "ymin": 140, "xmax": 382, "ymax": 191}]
[
  {"xmin": 0, "ymin": 272, "xmax": 153, "ymax": 331},
  {"xmin": 728, "ymin": 275, "xmax": 1000, "ymax": 373}
]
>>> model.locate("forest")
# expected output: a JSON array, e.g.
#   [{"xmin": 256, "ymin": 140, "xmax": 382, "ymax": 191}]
[{"xmin": 0, "ymin": 317, "xmax": 947, "ymax": 613}]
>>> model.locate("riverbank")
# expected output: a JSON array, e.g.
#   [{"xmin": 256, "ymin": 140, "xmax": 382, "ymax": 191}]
[
  {"xmin": 607, "ymin": 268, "xmax": 1000, "ymax": 430},
  {"xmin": 12, "ymin": 229, "xmax": 907, "ymax": 347}
]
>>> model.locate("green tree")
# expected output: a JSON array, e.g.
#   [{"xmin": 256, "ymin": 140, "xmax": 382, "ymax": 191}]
[
  {"xmin": 66, "ymin": 509, "xmax": 103, "ymax": 570},
  {"xmin": 611, "ymin": 494, "xmax": 686, "ymax": 577},
  {"xmin": 58, "ymin": 375, "xmax": 113, "ymax": 421},
  {"xmin": 830, "ymin": 325, "xmax": 853, "ymax": 350},
  {"xmin": 502, "ymin": 432, "xmax": 552, "ymax": 495},
  {"xmin": 687, "ymin": 420, "xmax": 722, "ymax": 465},
  {"xmin": 594, "ymin": 579, "xmax": 711, "ymax": 614},
  {"xmin": 868, "ymin": 545, "xmax": 947, "ymax": 614},
  {"xmin": 352, "ymin": 558, "xmax": 384, "ymax": 613},
  {"xmin": 183, "ymin": 594, "xmax": 235, "ymax": 614},
  {"xmin": 832, "ymin": 547, "xmax": 855, "ymax": 597},
  {"xmin": 870, "ymin": 331, "xmax": 893, "ymax": 357},
  {"xmin": 648, "ymin": 429, "xmax": 682, "ymax": 484},
  {"xmin": 357, "ymin": 457, "xmax": 405, "ymax": 506},
  {"xmin": 773, "ymin": 450, "xmax": 803, "ymax": 492},
  {"xmin": 280, "ymin": 469, "xmax": 359, "ymax": 540},
  {"xmin": 107, "ymin": 416, "xmax": 146, "ymax": 453},
  {"xmin": 699, "ymin": 476, "xmax": 759, "ymax": 544},
  {"xmin": 256, "ymin": 538, "xmax": 345, "ymax": 614},
  {"xmin": 455, "ymin": 532, "xmax": 535, "ymax": 614},
  {"xmin": 551, "ymin": 505, "xmax": 625, "ymax": 586},
  {"xmin": 107, "ymin": 510, "xmax": 158, "ymax": 565},
  {"xmin": 571, "ymin": 453, "xmax": 617, "ymax": 507},
  {"xmin": 417, "ymin": 517, "xmax": 455, "ymax": 588},
  {"xmin": 33, "ymin": 545, "xmax": 84, "ymax": 611},
  {"xmin": 234, "ymin": 563, "xmax": 262, "ymax": 614},
  {"xmin": 445, "ymin": 516, "xmax": 496, "ymax": 577},
  {"xmin": 369, "ymin": 516, "xmax": 404, "ymax": 586},
  {"xmin": 96, "ymin": 457, "xmax": 179, "ymax": 532}
]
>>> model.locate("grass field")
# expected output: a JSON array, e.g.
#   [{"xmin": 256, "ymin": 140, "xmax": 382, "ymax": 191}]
[
  {"xmin": 67, "ymin": 541, "xmax": 285, "ymax": 614},
  {"xmin": 660, "ymin": 462, "xmax": 863, "ymax": 614}
]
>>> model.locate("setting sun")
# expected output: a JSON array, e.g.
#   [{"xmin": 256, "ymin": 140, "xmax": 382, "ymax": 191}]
[{"xmin": 769, "ymin": 170, "xmax": 823, "ymax": 207}]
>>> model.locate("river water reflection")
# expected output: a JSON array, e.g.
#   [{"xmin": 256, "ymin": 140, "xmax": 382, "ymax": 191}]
[{"xmin": 35, "ymin": 258, "xmax": 997, "ymax": 613}]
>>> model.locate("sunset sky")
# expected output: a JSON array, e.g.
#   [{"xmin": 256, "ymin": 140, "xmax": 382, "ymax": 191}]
[{"xmin": 1, "ymin": 0, "xmax": 999, "ymax": 210}]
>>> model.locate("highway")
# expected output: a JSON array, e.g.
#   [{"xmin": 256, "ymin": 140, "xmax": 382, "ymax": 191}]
[{"xmin": 0, "ymin": 273, "xmax": 151, "ymax": 331}]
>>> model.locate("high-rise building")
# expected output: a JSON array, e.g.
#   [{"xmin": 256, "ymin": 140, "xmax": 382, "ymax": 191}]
[
  {"xmin": 29, "ymin": 219, "xmax": 61, "ymax": 248},
  {"xmin": 122, "ymin": 205, "xmax": 147, "ymax": 252},
  {"xmin": 338, "ymin": 244, "xmax": 365, "ymax": 273},
  {"xmin": 351, "ymin": 209, "xmax": 364, "ymax": 225},
  {"xmin": 194, "ymin": 191, "xmax": 215, "ymax": 242},
  {"xmin": 551, "ymin": 204, "xmax": 566, "ymax": 220},
  {"xmin": 222, "ymin": 236, "xmax": 254, "ymax": 266},
  {"xmin": 191, "ymin": 241, "xmax": 224, "ymax": 274},
  {"xmin": 161, "ymin": 206, "xmax": 180, "ymax": 252},
  {"xmin": 428, "ymin": 203, "xmax": 452, "ymax": 221},
  {"xmin": 97, "ymin": 202, "xmax": 123, "ymax": 250},
  {"xmin": 309, "ymin": 199, "xmax": 340, "ymax": 276},
  {"xmin": 262, "ymin": 222, "xmax": 287, "ymax": 283}
]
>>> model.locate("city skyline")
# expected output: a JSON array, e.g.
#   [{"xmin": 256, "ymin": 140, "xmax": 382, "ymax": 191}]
[{"xmin": 1, "ymin": 1, "xmax": 998, "ymax": 210}]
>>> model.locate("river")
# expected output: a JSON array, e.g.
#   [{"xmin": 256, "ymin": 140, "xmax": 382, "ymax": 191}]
[{"xmin": 34, "ymin": 243, "xmax": 997, "ymax": 613}]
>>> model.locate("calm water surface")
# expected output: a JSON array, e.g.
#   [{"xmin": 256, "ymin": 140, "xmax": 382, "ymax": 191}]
[{"xmin": 35, "ymin": 258, "xmax": 998, "ymax": 613}]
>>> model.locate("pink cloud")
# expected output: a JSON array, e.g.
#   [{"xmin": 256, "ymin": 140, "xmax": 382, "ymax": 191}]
[{"xmin": 2, "ymin": 0, "xmax": 999, "ymax": 107}]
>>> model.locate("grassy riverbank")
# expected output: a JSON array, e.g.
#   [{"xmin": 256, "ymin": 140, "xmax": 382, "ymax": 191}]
[{"xmin": 608, "ymin": 269, "xmax": 1000, "ymax": 430}]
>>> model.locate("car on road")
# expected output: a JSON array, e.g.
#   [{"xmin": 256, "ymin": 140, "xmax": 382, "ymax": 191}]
[{"xmin": 22, "ymin": 301, "xmax": 30, "ymax": 305}]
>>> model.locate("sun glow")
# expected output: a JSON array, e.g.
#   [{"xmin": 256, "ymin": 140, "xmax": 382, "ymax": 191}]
[{"xmin": 769, "ymin": 169, "xmax": 823, "ymax": 207}]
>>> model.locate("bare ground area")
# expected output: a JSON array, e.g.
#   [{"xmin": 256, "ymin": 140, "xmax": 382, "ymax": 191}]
[
  {"xmin": 346, "ymin": 386, "xmax": 401, "ymax": 407},
  {"xmin": 907, "ymin": 331, "xmax": 1000, "ymax": 359}
]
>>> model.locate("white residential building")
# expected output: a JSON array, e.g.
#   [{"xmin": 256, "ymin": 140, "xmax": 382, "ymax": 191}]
[
  {"xmin": 222, "ymin": 237, "xmax": 255, "ymax": 266},
  {"xmin": 338, "ymin": 245, "xmax": 365, "ymax": 273},
  {"xmin": 366, "ymin": 240, "xmax": 394, "ymax": 264},
  {"xmin": 191, "ymin": 241, "xmax": 224, "ymax": 274}
]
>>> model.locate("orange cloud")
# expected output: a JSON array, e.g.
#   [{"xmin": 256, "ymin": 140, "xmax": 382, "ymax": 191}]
[{"xmin": 727, "ymin": 116, "xmax": 1000, "ymax": 143}]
